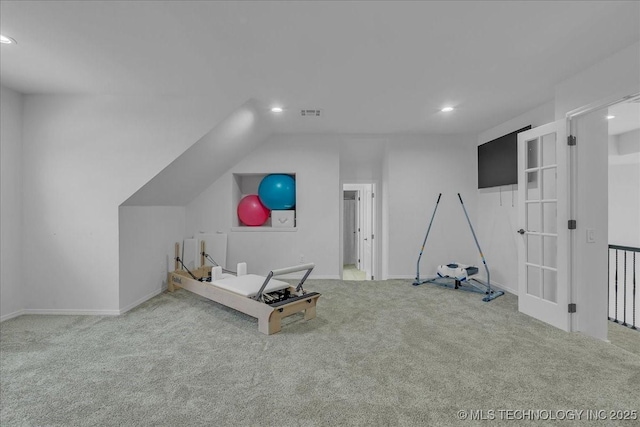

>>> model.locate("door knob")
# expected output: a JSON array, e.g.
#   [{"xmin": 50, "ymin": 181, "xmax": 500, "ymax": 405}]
[{"xmin": 517, "ymin": 229, "xmax": 525, "ymax": 235}]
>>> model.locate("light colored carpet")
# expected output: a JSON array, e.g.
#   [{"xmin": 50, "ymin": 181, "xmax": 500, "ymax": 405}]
[
  {"xmin": 1, "ymin": 279, "xmax": 639, "ymax": 426},
  {"xmin": 343, "ymin": 264, "xmax": 366, "ymax": 281}
]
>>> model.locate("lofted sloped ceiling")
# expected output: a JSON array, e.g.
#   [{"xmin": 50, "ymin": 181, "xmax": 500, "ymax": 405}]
[
  {"xmin": 122, "ymin": 99, "xmax": 271, "ymax": 206},
  {"xmin": 1, "ymin": 1, "xmax": 639, "ymax": 135}
]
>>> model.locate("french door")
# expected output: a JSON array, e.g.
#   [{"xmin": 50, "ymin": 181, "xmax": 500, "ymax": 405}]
[{"xmin": 517, "ymin": 120, "xmax": 571, "ymax": 331}]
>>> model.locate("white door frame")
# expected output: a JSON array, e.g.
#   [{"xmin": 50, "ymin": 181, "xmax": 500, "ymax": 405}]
[
  {"xmin": 565, "ymin": 92, "xmax": 640, "ymax": 339},
  {"xmin": 342, "ymin": 182, "xmax": 377, "ymax": 280}
]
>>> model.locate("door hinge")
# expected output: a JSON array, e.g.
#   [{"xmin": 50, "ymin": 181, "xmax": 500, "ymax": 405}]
[
  {"xmin": 371, "ymin": 234, "xmax": 374, "ymax": 239},
  {"xmin": 568, "ymin": 220, "xmax": 577, "ymax": 230},
  {"xmin": 568, "ymin": 135, "xmax": 576, "ymax": 146},
  {"xmin": 372, "ymin": 193, "xmax": 375, "ymax": 198},
  {"xmin": 568, "ymin": 303, "xmax": 577, "ymax": 313}
]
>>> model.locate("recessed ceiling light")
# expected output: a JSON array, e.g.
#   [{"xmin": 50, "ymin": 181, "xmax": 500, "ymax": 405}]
[
  {"xmin": 606, "ymin": 115, "xmax": 615, "ymax": 120},
  {"xmin": 441, "ymin": 106, "xmax": 454, "ymax": 112},
  {"xmin": 0, "ymin": 35, "xmax": 17, "ymax": 45},
  {"xmin": 271, "ymin": 107, "xmax": 283, "ymax": 113}
]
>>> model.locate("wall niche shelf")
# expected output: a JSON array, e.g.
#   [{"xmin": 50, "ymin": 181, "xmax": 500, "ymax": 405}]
[{"xmin": 232, "ymin": 172, "xmax": 297, "ymax": 231}]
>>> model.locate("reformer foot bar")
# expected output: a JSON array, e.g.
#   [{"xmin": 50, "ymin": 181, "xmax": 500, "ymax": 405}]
[
  {"xmin": 168, "ymin": 242, "xmax": 320, "ymax": 334},
  {"xmin": 413, "ymin": 193, "xmax": 504, "ymax": 302}
]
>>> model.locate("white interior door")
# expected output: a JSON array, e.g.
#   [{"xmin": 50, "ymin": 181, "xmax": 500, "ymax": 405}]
[
  {"xmin": 356, "ymin": 190, "xmax": 362, "ymax": 270},
  {"xmin": 517, "ymin": 120, "xmax": 570, "ymax": 331},
  {"xmin": 363, "ymin": 186, "xmax": 373, "ymax": 280},
  {"xmin": 343, "ymin": 196, "xmax": 357, "ymax": 265}
]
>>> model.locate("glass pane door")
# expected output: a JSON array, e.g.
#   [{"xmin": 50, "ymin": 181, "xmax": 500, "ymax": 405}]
[
  {"xmin": 524, "ymin": 133, "xmax": 558, "ymax": 303},
  {"xmin": 518, "ymin": 120, "xmax": 569, "ymax": 332}
]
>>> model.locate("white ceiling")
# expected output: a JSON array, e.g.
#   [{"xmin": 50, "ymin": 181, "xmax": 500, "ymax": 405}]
[{"xmin": 1, "ymin": 1, "xmax": 639, "ymax": 134}]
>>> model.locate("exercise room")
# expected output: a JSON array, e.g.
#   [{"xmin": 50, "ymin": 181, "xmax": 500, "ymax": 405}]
[{"xmin": 1, "ymin": 2, "xmax": 639, "ymax": 425}]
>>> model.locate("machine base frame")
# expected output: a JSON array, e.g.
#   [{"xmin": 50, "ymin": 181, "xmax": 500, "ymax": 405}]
[
  {"xmin": 413, "ymin": 276, "xmax": 505, "ymax": 302},
  {"xmin": 168, "ymin": 267, "xmax": 320, "ymax": 335}
]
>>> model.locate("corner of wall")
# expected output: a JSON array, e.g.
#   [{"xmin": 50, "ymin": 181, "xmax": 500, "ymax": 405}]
[{"xmin": 0, "ymin": 86, "xmax": 25, "ymax": 320}]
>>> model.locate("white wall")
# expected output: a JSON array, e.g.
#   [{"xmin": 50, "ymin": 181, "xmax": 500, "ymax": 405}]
[
  {"xmin": 475, "ymin": 101, "xmax": 555, "ymax": 293},
  {"xmin": 186, "ymin": 133, "xmax": 479, "ymax": 280},
  {"xmin": 21, "ymin": 95, "xmax": 222, "ymax": 313},
  {"xmin": 339, "ymin": 136, "xmax": 386, "ymax": 182},
  {"xmin": 118, "ymin": 100, "xmax": 272, "ymax": 310},
  {"xmin": 339, "ymin": 136, "xmax": 386, "ymax": 279},
  {"xmin": 16, "ymin": 41, "xmax": 637, "ymax": 318},
  {"xmin": 573, "ymin": 109, "xmax": 609, "ymax": 340},
  {"xmin": 123, "ymin": 99, "xmax": 271, "ymax": 206},
  {"xmin": 186, "ymin": 134, "xmax": 341, "ymax": 278},
  {"xmin": 381, "ymin": 146, "xmax": 390, "ymax": 279},
  {"xmin": 0, "ymin": 86, "xmax": 24, "ymax": 321},
  {"xmin": 118, "ymin": 206, "xmax": 185, "ymax": 312},
  {"xmin": 385, "ymin": 135, "xmax": 479, "ymax": 279},
  {"xmin": 614, "ymin": 129, "xmax": 640, "ymax": 156},
  {"xmin": 555, "ymin": 41, "xmax": 640, "ymax": 119},
  {"xmin": 609, "ymin": 162, "xmax": 640, "ymax": 248}
]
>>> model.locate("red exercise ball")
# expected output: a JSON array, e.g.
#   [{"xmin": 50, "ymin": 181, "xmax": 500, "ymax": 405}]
[{"xmin": 237, "ymin": 194, "xmax": 270, "ymax": 226}]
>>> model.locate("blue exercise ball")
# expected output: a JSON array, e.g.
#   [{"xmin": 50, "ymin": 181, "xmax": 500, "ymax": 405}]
[{"xmin": 258, "ymin": 174, "xmax": 296, "ymax": 210}]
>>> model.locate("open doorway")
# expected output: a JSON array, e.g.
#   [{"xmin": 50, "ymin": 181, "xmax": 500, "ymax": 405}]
[
  {"xmin": 566, "ymin": 93, "xmax": 639, "ymax": 345},
  {"xmin": 606, "ymin": 99, "xmax": 640, "ymax": 354},
  {"xmin": 343, "ymin": 183, "xmax": 376, "ymax": 280}
]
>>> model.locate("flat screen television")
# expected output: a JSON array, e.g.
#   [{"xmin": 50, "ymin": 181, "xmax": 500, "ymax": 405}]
[{"xmin": 477, "ymin": 125, "xmax": 531, "ymax": 189}]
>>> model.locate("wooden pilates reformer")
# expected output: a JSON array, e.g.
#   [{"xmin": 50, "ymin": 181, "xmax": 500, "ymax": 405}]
[{"xmin": 168, "ymin": 242, "xmax": 320, "ymax": 335}]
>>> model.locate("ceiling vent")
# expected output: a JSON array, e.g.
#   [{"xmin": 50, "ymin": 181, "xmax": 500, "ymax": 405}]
[{"xmin": 301, "ymin": 109, "xmax": 322, "ymax": 117}]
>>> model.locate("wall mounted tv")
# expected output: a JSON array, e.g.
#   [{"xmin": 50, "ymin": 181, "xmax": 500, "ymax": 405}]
[{"xmin": 477, "ymin": 125, "xmax": 531, "ymax": 189}]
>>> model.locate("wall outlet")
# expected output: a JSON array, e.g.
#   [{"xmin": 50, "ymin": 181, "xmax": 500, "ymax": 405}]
[
  {"xmin": 587, "ymin": 228, "xmax": 596, "ymax": 243},
  {"xmin": 300, "ymin": 254, "xmax": 304, "ymax": 263}
]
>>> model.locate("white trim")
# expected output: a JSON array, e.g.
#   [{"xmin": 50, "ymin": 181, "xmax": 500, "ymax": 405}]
[
  {"xmin": 258, "ymin": 273, "xmax": 341, "ymax": 280},
  {"xmin": 22, "ymin": 308, "xmax": 120, "ymax": 316},
  {"xmin": 388, "ymin": 274, "xmax": 416, "ymax": 279},
  {"xmin": 118, "ymin": 288, "xmax": 165, "ymax": 314},
  {"xmin": 410, "ymin": 274, "xmax": 517, "ymax": 295},
  {"xmin": 0, "ymin": 289, "xmax": 166, "ymax": 321},
  {"xmin": 476, "ymin": 277, "xmax": 516, "ymax": 295},
  {"xmin": 566, "ymin": 92, "xmax": 640, "ymax": 121},
  {"xmin": 312, "ymin": 275, "xmax": 341, "ymax": 280},
  {"xmin": 342, "ymin": 181, "xmax": 379, "ymax": 282},
  {"xmin": 0, "ymin": 309, "xmax": 26, "ymax": 323}
]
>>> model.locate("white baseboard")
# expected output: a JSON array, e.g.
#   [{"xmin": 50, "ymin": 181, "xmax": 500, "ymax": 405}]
[
  {"xmin": 0, "ymin": 309, "xmax": 26, "ymax": 323},
  {"xmin": 0, "ymin": 289, "xmax": 165, "ymax": 321},
  {"xmin": 311, "ymin": 274, "xmax": 341, "ymax": 280},
  {"xmin": 385, "ymin": 274, "xmax": 517, "ymax": 295},
  {"xmin": 475, "ymin": 276, "xmax": 516, "ymax": 295},
  {"xmin": 494, "ymin": 282, "xmax": 516, "ymax": 295},
  {"xmin": 118, "ymin": 288, "xmax": 164, "ymax": 314},
  {"xmin": 22, "ymin": 308, "xmax": 121, "ymax": 316},
  {"xmin": 278, "ymin": 274, "xmax": 341, "ymax": 280}
]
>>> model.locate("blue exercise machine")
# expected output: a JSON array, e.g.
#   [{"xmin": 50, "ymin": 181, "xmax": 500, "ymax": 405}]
[{"xmin": 412, "ymin": 193, "xmax": 504, "ymax": 302}]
